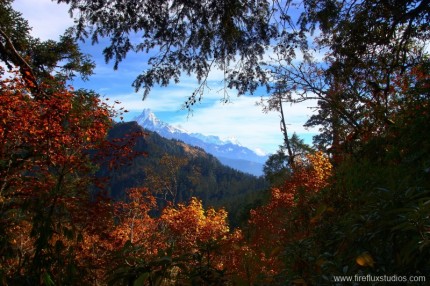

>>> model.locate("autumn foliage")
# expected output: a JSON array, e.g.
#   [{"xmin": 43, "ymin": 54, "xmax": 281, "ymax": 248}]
[
  {"xmin": 0, "ymin": 68, "xmax": 256, "ymax": 285},
  {"xmin": 241, "ymin": 152, "xmax": 332, "ymax": 283},
  {"xmin": 1, "ymin": 58, "xmax": 429, "ymax": 286},
  {"xmin": 0, "ymin": 68, "xmax": 134, "ymax": 285},
  {"xmin": 1, "ymin": 70, "xmax": 101, "ymax": 277},
  {"xmin": 2, "ymin": 0, "xmax": 430, "ymax": 284}
]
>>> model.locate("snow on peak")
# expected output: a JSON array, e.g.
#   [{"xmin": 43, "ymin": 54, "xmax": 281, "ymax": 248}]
[
  {"xmin": 134, "ymin": 109, "xmax": 164, "ymax": 127},
  {"xmin": 133, "ymin": 109, "xmax": 183, "ymax": 134},
  {"xmin": 134, "ymin": 108, "xmax": 154, "ymax": 125},
  {"xmin": 173, "ymin": 124, "xmax": 189, "ymax": 134},
  {"xmin": 223, "ymin": 136, "xmax": 242, "ymax": 146},
  {"xmin": 132, "ymin": 109, "xmax": 269, "ymax": 167},
  {"xmin": 147, "ymin": 111, "xmax": 157, "ymax": 121}
]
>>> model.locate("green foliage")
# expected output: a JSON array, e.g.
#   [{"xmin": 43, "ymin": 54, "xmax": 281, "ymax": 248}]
[
  {"xmin": 109, "ymin": 244, "xmax": 230, "ymax": 286},
  {"xmin": 263, "ymin": 148, "xmax": 291, "ymax": 186},
  {"xmin": 0, "ymin": 0, "xmax": 94, "ymax": 88},
  {"xmin": 263, "ymin": 133, "xmax": 312, "ymax": 186},
  {"xmin": 58, "ymin": 0, "xmax": 275, "ymax": 101},
  {"xmin": 276, "ymin": 86, "xmax": 430, "ymax": 282},
  {"xmin": 108, "ymin": 243, "xmax": 176, "ymax": 286}
]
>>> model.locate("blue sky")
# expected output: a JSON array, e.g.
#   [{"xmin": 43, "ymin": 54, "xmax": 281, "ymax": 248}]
[{"xmin": 12, "ymin": 0, "xmax": 319, "ymax": 155}]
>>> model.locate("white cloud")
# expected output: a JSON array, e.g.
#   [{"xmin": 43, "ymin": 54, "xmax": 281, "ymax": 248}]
[
  {"xmin": 105, "ymin": 92, "xmax": 183, "ymax": 112},
  {"xmin": 169, "ymin": 95, "xmax": 319, "ymax": 154},
  {"xmin": 12, "ymin": 0, "xmax": 73, "ymax": 41}
]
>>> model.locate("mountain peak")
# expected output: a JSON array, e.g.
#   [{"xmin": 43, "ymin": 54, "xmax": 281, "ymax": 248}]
[
  {"xmin": 134, "ymin": 109, "xmax": 170, "ymax": 132},
  {"xmin": 134, "ymin": 108, "xmax": 156, "ymax": 124}
]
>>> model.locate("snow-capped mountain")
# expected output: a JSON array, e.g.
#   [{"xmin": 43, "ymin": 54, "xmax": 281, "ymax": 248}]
[
  {"xmin": 133, "ymin": 109, "xmax": 185, "ymax": 134},
  {"xmin": 133, "ymin": 109, "xmax": 268, "ymax": 176}
]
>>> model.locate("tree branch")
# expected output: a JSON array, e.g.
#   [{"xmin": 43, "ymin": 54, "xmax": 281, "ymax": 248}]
[{"xmin": 0, "ymin": 28, "xmax": 38, "ymax": 90}]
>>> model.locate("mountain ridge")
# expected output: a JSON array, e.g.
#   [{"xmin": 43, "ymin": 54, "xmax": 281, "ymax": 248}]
[{"xmin": 132, "ymin": 109, "xmax": 268, "ymax": 176}]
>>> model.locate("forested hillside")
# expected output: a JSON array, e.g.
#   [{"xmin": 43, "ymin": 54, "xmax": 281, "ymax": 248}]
[
  {"xmin": 1, "ymin": 0, "xmax": 429, "ymax": 285},
  {"xmin": 100, "ymin": 121, "xmax": 268, "ymax": 225}
]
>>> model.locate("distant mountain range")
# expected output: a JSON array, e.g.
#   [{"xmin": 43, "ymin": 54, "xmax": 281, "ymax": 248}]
[{"xmin": 132, "ymin": 109, "xmax": 268, "ymax": 176}]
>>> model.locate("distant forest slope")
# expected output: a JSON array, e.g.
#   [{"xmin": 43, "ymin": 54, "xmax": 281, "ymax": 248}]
[{"xmin": 99, "ymin": 121, "xmax": 269, "ymax": 225}]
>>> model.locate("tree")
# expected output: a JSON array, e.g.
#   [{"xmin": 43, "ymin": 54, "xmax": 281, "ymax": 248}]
[
  {"xmin": 108, "ymin": 197, "xmax": 234, "ymax": 285},
  {"xmin": 0, "ymin": 3, "xmax": 150, "ymax": 284},
  {"xmin": 144, "ymin": 153, "xmax": 188, "ymax": 205},
  {"xmin": 263, "ymin": 133, "xmax": 312, "ymax": 185},
  {"xmin": 249, "ymin": 151, "xmax": 333, "ymax": 283},
  {"xmin": 267, "ymin": 62, "xmax": 430, "ymax": 284},
  {"xmin": 56, "ymin": 0, "xmax": 275, "ymax": 103},
  {"xmin": 55, "ymin": 1, "xmax": 427, "ymax": 85},
  {"xmin": 0, "ymin": 68, "xmax": 119, "ymax": 284},
  {"xmin": 112, "ymin": 187, "xmax": 157, "ymax": 246},
  {"xmin": 0, "ymin": 0, "xmax": 94, "ymax": 92}
]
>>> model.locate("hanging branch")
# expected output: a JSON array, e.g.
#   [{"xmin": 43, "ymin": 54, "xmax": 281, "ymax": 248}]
[{"xmin": 0, "ymin": 27, "xmax": 39, "ymax": 91}]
